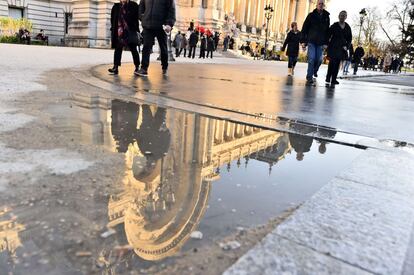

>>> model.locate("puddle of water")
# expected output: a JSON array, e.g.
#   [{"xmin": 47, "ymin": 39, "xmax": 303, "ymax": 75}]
[{"xmin": 0, "ymin": 94, "xmax": 363, "ymax": 273}]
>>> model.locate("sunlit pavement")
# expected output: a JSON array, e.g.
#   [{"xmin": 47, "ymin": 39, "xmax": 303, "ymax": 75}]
[{"xmin": 0, "ymin": 43, "xmax": 414, "ymax": 274}]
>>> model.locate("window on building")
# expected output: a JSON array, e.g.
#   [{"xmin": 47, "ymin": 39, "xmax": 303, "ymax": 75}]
[
  {"xmin": 8, "ymin": 7, "xmax": 24, "ymax": 19},
  {"xmin": 65, "ymin": 13, "xmax": 72, "ymax": 34},
  {"xmin": 202, "ymin": 0, "xmax": 207, "ymax": 9}
]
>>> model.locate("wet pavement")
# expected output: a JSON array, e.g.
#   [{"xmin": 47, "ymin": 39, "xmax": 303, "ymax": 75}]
[
  {"xmin": 93, "ymin": 64, "xmax": 414, "ymax": 144},
  {"xmin": 1, "ymin": 44, "xmax": 413, "ymax": 274},
  {"xmin": 0, "ymin": 94, "xmax": 362, "ymax": 274}
]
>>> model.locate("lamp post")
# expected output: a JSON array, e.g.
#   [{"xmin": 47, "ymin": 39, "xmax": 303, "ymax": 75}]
[
  {"xmin": 264, "ymin": 4, "xmax": 274, "ymax": 60},
  {"xmin": 357, "ymin": 8, "xmax": 367, "ymax": 45}
]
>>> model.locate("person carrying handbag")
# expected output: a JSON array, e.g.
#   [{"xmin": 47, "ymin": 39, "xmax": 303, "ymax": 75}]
[{"xmin": 108, "ymin": 0, "xmax": 141, "ymax": 75}]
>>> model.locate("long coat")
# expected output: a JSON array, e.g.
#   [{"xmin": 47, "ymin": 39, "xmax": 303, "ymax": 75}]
[
  {"xmin": 327, "ymin": 22, "xmax": 352, "ymax": 60},
  {"xmin": 282, "ymin": 31, "xmax": 301, "ymax": 57},
  {"xmin": 110, "ymin": 1, "xmax": 140, "ymax": 49}
]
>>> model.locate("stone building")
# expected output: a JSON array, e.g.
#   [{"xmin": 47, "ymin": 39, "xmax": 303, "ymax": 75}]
[{"xmin": 0, "ymin": 0, "xmax": 326, "ymax": 47}]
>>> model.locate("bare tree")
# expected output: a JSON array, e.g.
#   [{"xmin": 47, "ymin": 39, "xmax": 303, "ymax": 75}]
[{"xmin": 381, "ymin": 0, "xmax": 414, "ymax": 57}]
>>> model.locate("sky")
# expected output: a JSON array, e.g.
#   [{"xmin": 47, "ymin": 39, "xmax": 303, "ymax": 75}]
[{"xmin": 328, "ymin": 0, "xmax": 398, "ymax": 40}]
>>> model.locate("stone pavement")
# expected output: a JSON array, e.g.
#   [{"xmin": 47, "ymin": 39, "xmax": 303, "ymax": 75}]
[
  {"xmin": 1, "ymin": 44, "xmax": 414, "ymax": 274},
  {"xmin": 225, "ymin": 147, "xmax": 414, "ymax": 275}
]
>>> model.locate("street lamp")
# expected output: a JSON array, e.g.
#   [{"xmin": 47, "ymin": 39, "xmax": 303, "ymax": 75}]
[
  {"xmin": 357, "ymin": 8, "xmax": 367, "ymax": 45},
  {"xmin": 264, "ymin": 4, "xmax": 274, "ymax": 60}
]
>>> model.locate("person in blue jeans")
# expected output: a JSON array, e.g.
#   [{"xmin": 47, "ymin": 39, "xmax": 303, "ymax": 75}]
[
  {"xmin": 300, "ymin": 0, "xmax": 330, "ymax": 85},
  {"xmin": 281, "ymin": 22, "xmax": 301, "ymax": 76}
]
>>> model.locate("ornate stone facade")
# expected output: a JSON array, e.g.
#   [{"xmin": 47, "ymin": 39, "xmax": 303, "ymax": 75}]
[{"xmin": 0, "ymin": 0, "xmax": 326, "ymax": 47}]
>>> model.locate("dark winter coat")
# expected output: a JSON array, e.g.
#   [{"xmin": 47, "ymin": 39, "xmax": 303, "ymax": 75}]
[
  {"xmin": 301, "ymin": 9, "xmax": 330, "ymax": 46},
  {"xmin": 110, "ymin": 1, "xmax": 140, "ymax": 49},
  {"xmin": 327, "ymin": 22, "xmax": 352, "ymax": 60},
  {"xmin": 189, "ymin": 32, "xmax": 199, "ymax": 47},
  {"xmin": 353, "ymin": 46, "xmax": 365, "ymax": 63},
  {"xmin": 207, "ymin": 37, "xmax": 215, "ymax": 51},
  {"xmin": 139, "ymin": 0, "xmax": 176, "ymax": 29},
  {"xmin": 200, "ymin": 37, "xmax": 207, "ymax": 50},
  {"xmin": 282, "ymin": 31, "xmax": 301, "ymax": 57}
]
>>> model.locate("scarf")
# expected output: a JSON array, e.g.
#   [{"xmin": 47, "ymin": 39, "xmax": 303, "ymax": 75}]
[{"xmin": 117, "ymin": 2, "xmax": 129, "ymax": 46}]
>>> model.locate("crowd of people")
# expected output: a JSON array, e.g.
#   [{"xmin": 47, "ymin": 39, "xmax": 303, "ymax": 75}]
[
  {"xmin": 172, "ymin": 28, "xmax": 221, "ymax": 59},
  {"xmin": 107, "ymin": 0, "xmax": 405, "ymax": 85}
]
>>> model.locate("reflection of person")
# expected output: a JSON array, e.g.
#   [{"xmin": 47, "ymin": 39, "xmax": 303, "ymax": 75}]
[
  {"xmin": 108, "ymin": 0, "xmax": 141, "ymax": 75},
  {"xmin": 288, "ymin": 133, "xmax": 313, "ymax": 161},
  {"xmin": 111, "ymin": 100, "xmax": 139, "ymax": 153},
  {"xmin": 301, "ymin": 0, "xmax": 330, "ymax": 85},
  {"xmin": 136, "ymin": 0, "xmax": 176, "ymax": 77},
  {"xmin": 288, "ymin": 123, "xmax": 316, "ymax": 161},
  {"xmin": 317, "ymin": 126, "xmax": 337, "ymax": 154},
  {"xmin": 136, "ymin": 105, "xmax": 171, "ymax": 161}
]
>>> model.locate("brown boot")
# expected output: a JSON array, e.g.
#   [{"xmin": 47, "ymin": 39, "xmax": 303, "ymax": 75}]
[{"xmin": 288, "ymin": 68, "xmax": 292, "ymax": 76}]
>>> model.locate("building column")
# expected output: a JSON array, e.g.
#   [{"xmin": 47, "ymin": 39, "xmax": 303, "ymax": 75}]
[
  {"xmin": 248, "ymin": 0, "xmax": 257, "ymax": 27},
  {"xmin": 238, "ymin": 0, "xmax": 246, "ymax": 25}
]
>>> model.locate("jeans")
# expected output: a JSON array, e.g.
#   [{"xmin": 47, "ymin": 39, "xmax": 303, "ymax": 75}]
[
  {"xmin": 114, "ymin": 43, "xmax": 140, "ymax": 67},
  {"xmin": 188, "ymin": 46, "xmax": 196, "ymax": 58},
  {"xmin": 178, "ymin": 48, "xmax": 186, "ymax": 57},
  {"xmin": 306, "ymin": 43, "xmax": 323, "ymax": 80},
  {"xmin": 207, "ymin": 50, "xmax": 213, "ymax": 58},
  {"xmin": 141, "ymin": 28, "xmax": 168, "ymax": 70},
  {"xmin": 343, "ymin": 60, "xmax": 351, "ymax": 73},
  {"xmin": 326, "ymin": 58, "xmax": 341, "ymax": 83},
  {"xmin": 288, "ymin": 56, "xmax": 298, "ymax": 68}
]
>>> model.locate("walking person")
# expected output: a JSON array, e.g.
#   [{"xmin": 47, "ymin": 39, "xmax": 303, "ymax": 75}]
[
  {"xmin": 207, "ymin": 35, "xmax": 215, "ymax": 59},
  {"xmin": 352, "ymin": 44, "xmax": 364, "ymax": 75},
  {"xmin": 281, "ymin": 22, "xmax": 301, "ymax": 76},
  {"xmin": 136, "ymin": 0, "xmax": 176, "ymax": 77},
  {"xmin": 178, "ymin": 32, "xmax": 188, "ymax": 57},
  {"xmin": 108, "ymin": 0, "xmax": 140, "ymax": 75},
  {"xmin": 300, "ymin": 0, "xmax": 330, "ymax": 85},
  {"xmin": 223, "ymin": 35, "xmax": 230, "ymax": 52},
  {"xmin": 173, "ymin": 31, "xmax": 182, "ymax": 57},
  {"xmin": 188, "ymin": 30, "xmax": 199, "ymax": 58},
  {"xmin": 384, "ymin": 53, "xmax": 392, "ymax": 73},
  {"xmin": 325, "ymin": 10, "xmax": 352, "ymax": 87},
  {"xmin": 199, "ymin": 34, "xmax": 207, "ymax": 59},
  {"xmin": 342, "ymin": 44, "xmax": 353, "ymax": 75}
]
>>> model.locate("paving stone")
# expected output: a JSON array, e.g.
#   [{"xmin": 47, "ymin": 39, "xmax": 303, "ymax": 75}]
[
  {"xmin": 224, "ymin": 234, "xmax": 372, "ymax": 275},
  {"xmin": 337, "ymin": 148, "xmax": 414, "ymax": 197},
  {"xmin": 276, "ymin": 178, "xmax": 414, "ymax": 274}
]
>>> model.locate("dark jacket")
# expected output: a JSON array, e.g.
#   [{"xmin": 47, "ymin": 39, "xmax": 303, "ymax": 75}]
[
  {"xmin": 282, "ymin": 30, "xmax": 301, "ymax": 57},
  {"xmin": 301, "ymin": 9, "xmax": 330, "ymax": 46},
  {"xmin": 200, "ymin": 37, "xmax": 207, "ymax": 50},
  {"xmin": 139, "ymin": 0, "xmax": 176, "ymax": 29},
  {"xmin": 353, "ymin": 46, "xmax": 365, "ymax": 63},
  {"xmin": 207, "ymin": 36, "xmax": 215, "ymax": 51},
  {"xmin": 327, "ymin": 22, "xmax": 352, "ymax": 60},
  {"xmin": 110, "ymin": 1, "xmax": 140, "ymax": 49},
  {"xmin": 189, "ymin": 32, "xmax": 199, "ymax": 47}
]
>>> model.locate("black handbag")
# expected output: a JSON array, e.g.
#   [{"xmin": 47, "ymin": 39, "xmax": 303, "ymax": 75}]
[{"xmin": 128, "ymin": 31, "xmax": 143, "ymax": 46}]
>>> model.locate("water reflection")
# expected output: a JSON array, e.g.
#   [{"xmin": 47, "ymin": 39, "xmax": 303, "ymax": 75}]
[{"xmin": 0, "ymin": 94, "xmax": 353, "ymax": 271}]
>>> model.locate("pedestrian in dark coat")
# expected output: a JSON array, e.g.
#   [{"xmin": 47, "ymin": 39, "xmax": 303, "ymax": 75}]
[
  {"xmin": 188, "ymin": 31, "xmax": 199, "ymax": 58},
  {"xmin": 136, "ymin": 0, "xmax": 176, "ymax": 77},
  {"xmin": 352, "ymin": 45, "xmax": 364, "ymax": 75},
  {"xmin": 173, "ymin": 31, "xmax": 182, "ymax": 57},
  {"xmin": 281, "ymin": 22, "xmax": 301, "ymax": 76},
  {"xmin": 325, "ymin": 10, "xmax": 352, "ymax": 86},
  {"xmin": 199, "ymin": 35, "xmax": 207, "ymax": 59},
  {"xmin": 178, "ymin": 33, "xmax": 187, "ymax": 57},
  {"xmin": 300, "ymin": 0, "xmax": 330, "ymax": 84},
  {"xmin": 207, "ymin": 35, "xmax": 215, "ymax": 58},
  {"xmin": 108, "ymin": 0, "xmax": 140, "ymax": 75}
]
